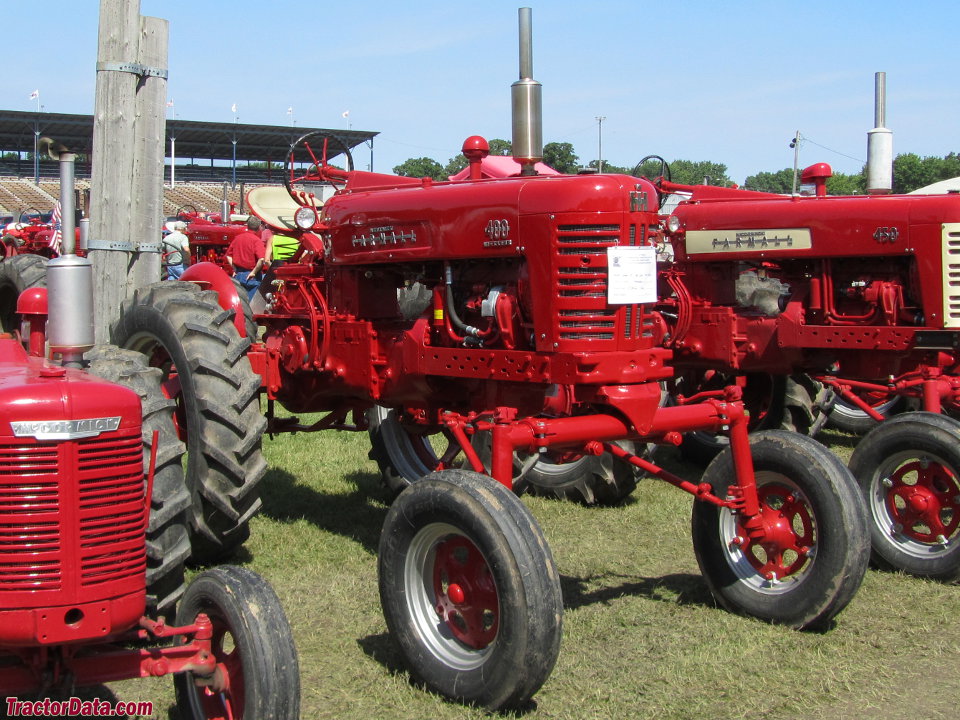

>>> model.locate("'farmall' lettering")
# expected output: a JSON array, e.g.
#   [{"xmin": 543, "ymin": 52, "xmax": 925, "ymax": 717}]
[
  {"xmin": 11, "ymin": 417, "xmax": 122, "ymax": 441},
  {"xmin": 685, "ymin": 228, "xmax": 813, "ymax": 254},
  {"xmin": 351, "ymin": 228, "xmax": 418, "ymax": 248},
  {"xmin": 713, "ymin": 231, "xmax": 793, "ymax": 249}
]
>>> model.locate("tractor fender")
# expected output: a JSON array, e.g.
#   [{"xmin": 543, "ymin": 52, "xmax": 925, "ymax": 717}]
[{"xmin": 180, "ymin": 262, "xmax": 247, "ymax": 338}]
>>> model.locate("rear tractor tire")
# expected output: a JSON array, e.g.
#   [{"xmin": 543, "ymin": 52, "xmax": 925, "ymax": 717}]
[
  {"xmin": 827, "ymin": 392, "xmax": 904, "ymax": 435},
  {"xmin": 681, "ymin": 373, "xmax": 833, "ymax": 466},
  {"xmin": 368, "ymin": 406, "xmax": 639, "ymax": 505},
  {"xmin": 692, "ymin": 431, "xmax": 870, "ymax": 629},
  {"xmin": 378, "ymin": 469, "xmax": 563, "ymax": 710},
  {"xmin": 0, "ymin": 254, "xmax": 47, "ymax": 333},
  {"xmin": 472, "ymin": 431, "xmax": 640, "ymax": 505},
  {"xmin": 848, "ymin": 412, "xmax": 960, "ymax": 580},
  {"xmin": 112, "ymin": 281, "xmax": 266, "ymax": 563},
  {"xmin": 86, "ymin": 344, "xmax": 191, "ymax": 616},
  {"xmin": 367, "ymin": 406, "xmax": 462, "ymax": 495}
]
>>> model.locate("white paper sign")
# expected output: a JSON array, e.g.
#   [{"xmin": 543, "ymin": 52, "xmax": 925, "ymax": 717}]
[{"xmin": 606, "ymin": 245, "xmax": 658, "ymax": 304}]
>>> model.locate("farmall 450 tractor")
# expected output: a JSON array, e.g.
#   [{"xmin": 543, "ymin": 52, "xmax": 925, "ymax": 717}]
[
  {"xmin": 110, "ymin": 9, "xmax": 869, "ymax": 710},
  {"xmin": 0, "ymin": 147, "xmax": 299, "ymax": 718},
  {"xmin": 650, "ymin": 163, "xmax": 960, "ymax": 580}
]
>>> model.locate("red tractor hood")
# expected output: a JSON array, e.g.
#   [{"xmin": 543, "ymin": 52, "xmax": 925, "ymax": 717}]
[{"xmin": 0, "ymin": 339, "xmax": 141, "ymax": 440}]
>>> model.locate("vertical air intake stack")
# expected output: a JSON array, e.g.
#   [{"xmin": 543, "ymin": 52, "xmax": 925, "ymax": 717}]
[
  {"xmin": 511, "ymin": 7, "xmax": 543, "ymax": 176},
  {"xmin": 866, "ymin": 71, "xmax": 893, "ymax": 195}
]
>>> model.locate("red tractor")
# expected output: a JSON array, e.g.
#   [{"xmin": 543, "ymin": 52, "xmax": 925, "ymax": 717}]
[
  {"xmin": 109, "ymin": 9, "xmax": 870, "ymax": 711},
  {"xmin": 0, "ymin": 213, "xmax": 59, "ymax": 335},
  {"xmin": 0, "ymin": 152, "xmax": 299, "ymax": 718},
  {"xmin": 175, "ymin": 203, "xmax": 247, "ymax": 273},
  {"xmin": 650, "ymin": 161, "xmax": 960, "ymax": 580}
]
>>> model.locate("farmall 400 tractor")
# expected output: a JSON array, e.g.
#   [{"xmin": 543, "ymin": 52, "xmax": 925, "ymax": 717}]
[
  {"xmin": 0, "ymin": 149, "xmax": 299, "ymax": 719},
  {"xmin": 109, "ymin": 9, "xmax": 869, "ymax": 711},
  {"xmin": 651, "ymin": 163, "xmax": 960, "ymax": 580}
]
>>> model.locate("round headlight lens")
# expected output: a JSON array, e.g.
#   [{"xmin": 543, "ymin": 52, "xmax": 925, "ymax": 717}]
[
  {"xmin": 294, "ymin": 206, "xmax": 319, "ymax": 230},
  {"xmin": 666, "ymin": 215, "xmax": 682, "ymax": 234}
]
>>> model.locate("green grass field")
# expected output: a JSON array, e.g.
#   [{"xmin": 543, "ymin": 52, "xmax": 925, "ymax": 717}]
[{"xmin": 114, "ymin": 426, "xmax": 960, "ymax": 720}]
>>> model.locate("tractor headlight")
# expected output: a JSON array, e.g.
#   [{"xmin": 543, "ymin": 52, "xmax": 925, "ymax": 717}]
[
  {"xmin": 294, "ymin": 206, "xmax": 319, "ymax": 230},
  {"xmin": 666, "ymin": 215, "xmax": 683, "ymax": 234}
]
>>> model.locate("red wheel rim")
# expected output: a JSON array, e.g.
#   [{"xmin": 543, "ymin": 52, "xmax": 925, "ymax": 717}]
[
  {"xmin": 886, "ymin": 459, "xmax": 960, "ymax": 544},
  {"xmin": 735, "ymin": 483, "xmax": 814, "ymax": 581},
  {"xmin": 194, "ymin": 620, "xmax": 245, "ymax": 720},
  {"xmin": 432, "ymin": 535, "xmax": 499, "ymax": 649}
]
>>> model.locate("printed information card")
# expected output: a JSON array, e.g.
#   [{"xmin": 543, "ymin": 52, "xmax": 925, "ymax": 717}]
[{"xmin": 606, "ymin": 245, "xmax": 658, "ymax": 304}]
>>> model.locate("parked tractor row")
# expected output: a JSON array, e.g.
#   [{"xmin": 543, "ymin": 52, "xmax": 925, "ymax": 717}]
[
  {"xmin": 96, "ymin": 9, "xmax": 934, "ymax": 709},
  {"xmin": 1, "ymin": 7, "xmax": 958, "ymax": 713}
]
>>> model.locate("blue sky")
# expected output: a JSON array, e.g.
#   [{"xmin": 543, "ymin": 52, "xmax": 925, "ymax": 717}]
[{"xmin": 4, "ymin": 1, "xmax": 957, "ymax": 182}]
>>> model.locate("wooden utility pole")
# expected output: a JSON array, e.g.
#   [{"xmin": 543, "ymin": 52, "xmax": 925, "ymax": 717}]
[{"xmin": 89, "ymin": 0, "xmax": 167, "ymax": 344}]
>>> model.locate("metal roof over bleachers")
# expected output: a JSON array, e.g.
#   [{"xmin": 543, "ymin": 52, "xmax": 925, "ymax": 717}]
[{"xmin": 0, "ymin": 109, "xmax": 377, "ymax": 163}]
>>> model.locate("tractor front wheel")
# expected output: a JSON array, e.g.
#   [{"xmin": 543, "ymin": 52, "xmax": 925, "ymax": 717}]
[
  {"xmin": 113, "ymin": 282, "xmax": 266, "ymax": 563},
  {"xmin": 848, "ymin": 412, "xmax": 960, "ymax": 580},
  {"xmin": 692, "ymin": 431, "xmax": 869, "ymax": 629},
  {"xmin": 378, "ymin": 469, "xmax": 563, "ymax": 710},
  {"xmin": 174, "ymin": 565, "xmax": 300, "ymax": 720}
]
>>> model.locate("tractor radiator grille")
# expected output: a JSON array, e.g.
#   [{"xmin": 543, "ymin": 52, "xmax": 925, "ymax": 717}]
[
  {"xmin": 0, "ymin": 445, "xmax": 61, "ymax": 590},
  {"xmin": 77, "ymin": 431, "xmax": 146, "ymax": 586},
  {"xmin": 0, "ymin": 429, "xmax": 145, "ymax": 592},
  {"xmin": 943, "ymin": 223, "xmax": 960, "ymax": 328},
  {"xmin": 555, "ymin": 224, "xmax": 622, "ymax": 342}
]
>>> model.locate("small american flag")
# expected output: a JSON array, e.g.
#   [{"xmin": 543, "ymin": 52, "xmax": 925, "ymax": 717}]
[{"xmin": 49, "ymin": 200, "xmax": 62, "ymax": 254}]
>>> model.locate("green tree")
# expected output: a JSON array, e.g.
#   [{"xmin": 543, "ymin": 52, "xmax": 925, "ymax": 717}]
[
  {"xmin": 892, "ymin": 152, "xmax": 960, "ymax": 193},
  {"xmin": 892, "ymin": 153, "xmax": 929, "ymax": 193},
  {"xmin": 669, "ymin": 160, "xmax": 730, "ymax": 186},
  {"xmin": 744, "ymin": 168, "xmax": 795, "ymax": 193},
  {"xmin": 826, "ymin": 171, "xmax": 865, "ymax": 195},
  {"xmin": 542, "ymin": 142, "xmax": 579, "ymax": 173},
  {"xmin": 393, "ymin": 157, "xmax": 445, "ymax": 180},
  {"xmin": 632, "ymin": 158, "xmax": 730, "ymax": 185},
  {"xmin": 443, "ymin": 154, "xmax": 468, "ymax": 178},
  {"xmin": 586, "ymin": 159, "xmax": 630, "ymax": 174},
  {"xmin": 944, "ymin": 152, "xmax": 960, "ymax": 179},
  {"xmin": 487, "ymin": 138, "xmax": 512, "ymax": 157}
]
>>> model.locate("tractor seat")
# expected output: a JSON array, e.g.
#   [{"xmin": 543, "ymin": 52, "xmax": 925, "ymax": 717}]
[{"xmin": 247, "ymin": 186, "xmax": 321, "ymax": 231}]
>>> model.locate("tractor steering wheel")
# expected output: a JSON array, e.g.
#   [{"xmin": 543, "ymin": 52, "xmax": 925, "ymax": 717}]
[
  {"xmin": 18, "ymin": 208, "xmax": 41, "ymax": 224},
  {"xmin": 176, "ymin": 204, "xmax": 198, "ymax": 219},
  {"xmin": 284, "ymin": 131, "xmax": 355, "ymax": 204},
  {"xmin": 632, "ymin": 155, "xmax": 672, "ymax": 209},
  {"xmin": 632, "ymin": 155, "xmax": 672, "ymax": 184}
]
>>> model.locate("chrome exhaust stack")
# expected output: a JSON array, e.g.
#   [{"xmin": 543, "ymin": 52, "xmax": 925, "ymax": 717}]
[
  {"xmin": 40, "ymin": 137, "xmax": 94, "ymax": 367},
  {"xmin": 866, "ymin": 71, "xmax": 893, "ymax": 195},
  {"xmin": 511, "ymin": 7, "xmax": 543, "ymax": 176}
]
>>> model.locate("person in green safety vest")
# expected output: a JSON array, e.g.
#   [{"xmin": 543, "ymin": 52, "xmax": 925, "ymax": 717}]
[{"xmin": 266, "ymin": 231, "xmax": 300, "ymax": 268}]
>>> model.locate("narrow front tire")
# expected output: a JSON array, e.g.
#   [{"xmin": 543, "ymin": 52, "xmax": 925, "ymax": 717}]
[
  {"xmin": 378, "ymin": 469, "xmax": 563, "ymax": 710},
  {"xmin": 849, "ymin": 412, "xmax": 960, "ymax": 580},
  {"xmin": 692, "ymin": 431, "xmax": 870, "ymax": 629}
]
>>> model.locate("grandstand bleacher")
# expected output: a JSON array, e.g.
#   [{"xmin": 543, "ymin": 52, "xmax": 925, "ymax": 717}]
[
  {"xmin": 0, "ymin": 109, "xmax": 377, "ymax": 220},
  {"xmin": 0, "ymin": 176, "xmax": 268, "ymax": 219}
]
